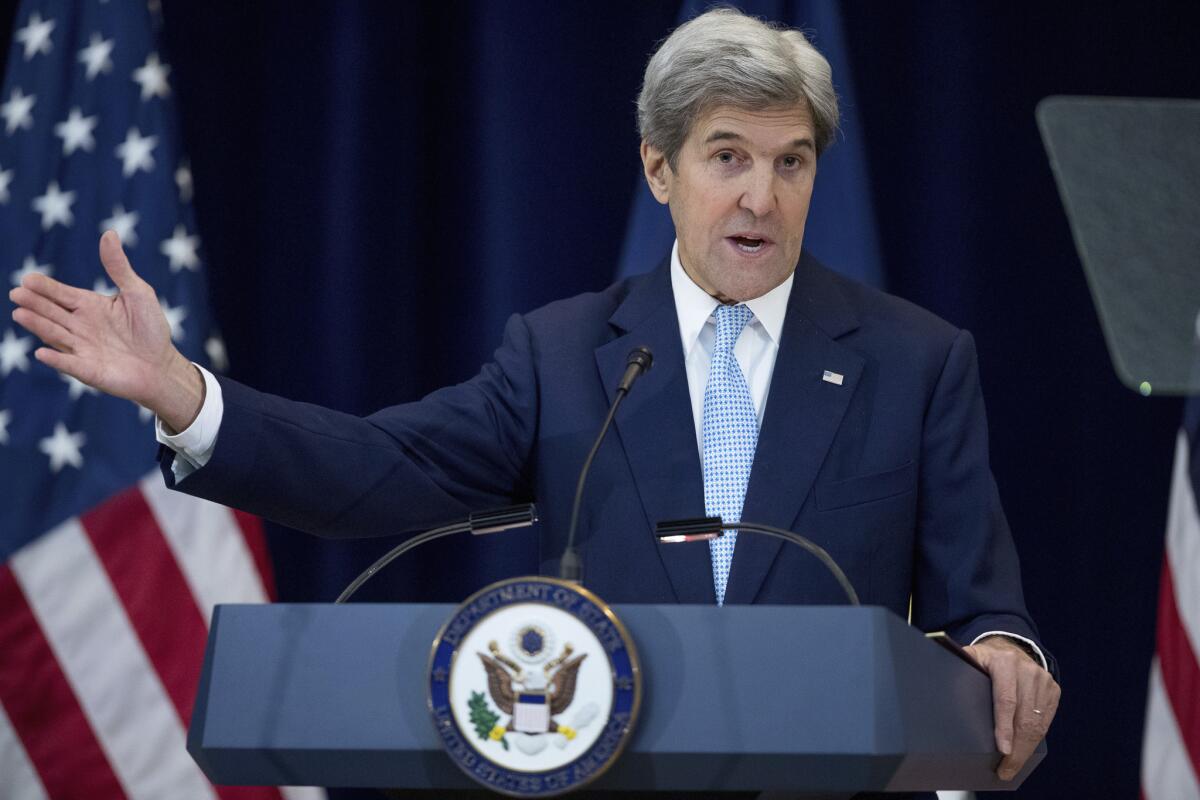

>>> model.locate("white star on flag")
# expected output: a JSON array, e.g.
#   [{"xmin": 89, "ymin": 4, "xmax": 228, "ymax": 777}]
[
  {"xmin": 38, "ymin": 422, "xmax": 86, "ymax": 472},
  {"xmin": 132, "ymin": 52, "xmax": 171, "ymax": 101},
  {"xmin": 32, "ymin": 181, "xmax": 76, "ymax": 230},
  {"xmin": 78, "ymin": 33, "xmax": 115, "ymax": 81},
  {"xmin": 16, "ymin": 12, "xmax": 55, "ymax": 61},
  {"xmin": 115, "ymin": 127, "xmax": 158, "ymax": 176},
  {"xmin": 0, "ymin": 409, "xmax": 10, "ymax": 445},
  {"xmin": 160, "ymin": 225, "xmax": 200, "ymax": 271},
  {"xmin": 92, "ymin": 278, "xmax": 117, "ymax": 296},
  {"xmin": 54, "ymin": 107, "xmax": 99, "ymax": 155},
  {"xmin": 1, "ymin": 87, "xmax": 36, "ymax": 134},
  {"xmin": 160, "ymin": 298, "xmax": 187, "ymax": 341},
  {"xmin": 100, "ymin": 205, "xmax": 140, "ymax": 247},
  {"xmin": 175, "ymin": 161, "xmax": 193, "ymax": 203},
  {"xmin": 0, "ymin": 165, "xmax": 13, "ymax": 204},
  {"xmin": 205, "ymin": 335, "xmax": 229, "ymax": 373},
  {"xmin": 61, "ymin": 373, "xmax": 100, "ymax": 400},
  {"xmin": 0, "ymin": 329, "xmax": 34, "ymax": 376},
  {"xmin": 11, "ymin": 256, "xmax": 52, "ymax": 287}
]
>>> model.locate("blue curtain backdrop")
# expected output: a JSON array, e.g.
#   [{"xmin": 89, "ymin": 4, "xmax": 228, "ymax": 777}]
[{"xmin": 4, "ymin": 2, "xmax": 1197, "ymax": 797}]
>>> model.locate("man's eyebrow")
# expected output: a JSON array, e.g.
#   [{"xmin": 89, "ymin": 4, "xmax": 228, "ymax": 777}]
[
  {"xmin": 702, "ymin": 130, "xmax": 815, "ymax": 151},
  {"xmin": 704, "ymin": 130, "xmax": 745, "ymax": 144}
]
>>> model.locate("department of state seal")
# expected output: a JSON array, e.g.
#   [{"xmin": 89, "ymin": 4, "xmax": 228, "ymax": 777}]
[{"xmin": 428, "ymin": 577, "xmax": 641, "ymax": 797}]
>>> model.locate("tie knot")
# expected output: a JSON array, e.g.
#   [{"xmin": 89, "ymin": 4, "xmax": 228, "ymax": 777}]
[{"xmin": 713, "ymin": 304, "xmax": 753, "ymax": 353}]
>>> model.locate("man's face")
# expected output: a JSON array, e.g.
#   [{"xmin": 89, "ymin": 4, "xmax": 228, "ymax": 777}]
[{"xmin": 642, "ymin": 104, "xmax": 817, "ymax": 303}]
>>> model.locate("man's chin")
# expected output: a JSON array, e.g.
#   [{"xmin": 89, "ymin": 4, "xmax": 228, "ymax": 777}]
[{"xmin": 709, "ymin": 264, "xmax": 793, "ymax": 303}]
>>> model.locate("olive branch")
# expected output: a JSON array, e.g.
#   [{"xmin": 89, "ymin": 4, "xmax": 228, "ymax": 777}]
[{"xmin": 468, "ymin": 691, "xmax": 508, "ymax": 750}]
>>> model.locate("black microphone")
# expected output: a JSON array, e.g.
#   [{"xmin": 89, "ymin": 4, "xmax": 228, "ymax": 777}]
[
  {"xmin": 654, "ymin": 516, "xmax": 860, "ymax": 605},
  {"xmin": 335, "ymin": 504, "xmax": 537, "ymax": 603},
  {"xmin": 559, "ymin": 346, "xmax": 653, "ymax": 582},
  {"xmin": 618, "ymin": 346, "xmax": 654, "ymax": 392}
]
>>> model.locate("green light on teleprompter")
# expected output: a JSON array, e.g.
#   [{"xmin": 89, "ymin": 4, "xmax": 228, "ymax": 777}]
[{"xmin": 1139, "ymin": 381, "xmax": 1152, "ymax": 396}]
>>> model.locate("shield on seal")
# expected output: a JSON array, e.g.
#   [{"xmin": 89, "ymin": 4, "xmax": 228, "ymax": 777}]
[{"xmin": 513, "ymin": 691, "xmax": 550, "ymax": 732}]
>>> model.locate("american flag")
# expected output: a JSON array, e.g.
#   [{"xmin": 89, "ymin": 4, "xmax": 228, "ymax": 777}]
[
  {"xmin": 0, "ymin": 2, "xmax": 317, "ymax": 798},
  {"xmin": 1141, "ymin": 399, "xmax": 1200, "ymax": 798}
]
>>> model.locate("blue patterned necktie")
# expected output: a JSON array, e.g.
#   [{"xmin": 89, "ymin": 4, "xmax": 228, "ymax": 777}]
[{"xmin": 702, "ymin": 303, "xmax": 758, "ymax": 605}]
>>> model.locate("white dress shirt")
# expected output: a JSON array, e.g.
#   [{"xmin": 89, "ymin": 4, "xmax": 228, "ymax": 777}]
[
  {"xmin": 156, "ymin": 364, "xmax": 222, "ymax": 480},
  {"xmin": 670, "ymin": 240, "xmax": 792, "ymax": 458},
  {"xmin": 155, "ymin": 243, "xmax": 1046, "ymax": 668}
]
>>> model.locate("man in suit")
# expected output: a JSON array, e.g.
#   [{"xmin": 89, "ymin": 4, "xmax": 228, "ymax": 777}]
[{"xmin": 10, "ymin": 7, "xmax": 1058, "ymax": 784}]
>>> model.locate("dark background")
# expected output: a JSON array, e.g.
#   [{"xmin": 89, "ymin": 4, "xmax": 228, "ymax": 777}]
[{"xmin": 5, "ymin": 1, "xmax": 1197, "ymax": 797}]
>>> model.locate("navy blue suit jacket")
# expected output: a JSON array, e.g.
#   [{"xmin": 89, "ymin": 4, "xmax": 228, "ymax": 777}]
[{"xmin": 163, "ymin": 253, "xmax": 1052, "ymax": 673}]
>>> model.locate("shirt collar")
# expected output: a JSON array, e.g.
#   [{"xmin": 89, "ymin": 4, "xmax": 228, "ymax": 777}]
[{"xmin": 669, "ymin": 240, "xmax": 793, "ymax": 356}]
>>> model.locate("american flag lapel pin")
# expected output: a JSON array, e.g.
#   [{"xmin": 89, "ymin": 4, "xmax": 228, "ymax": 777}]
[{"xmin": 822, "ymin": 370, "xmax": 844, "ymax": 386}]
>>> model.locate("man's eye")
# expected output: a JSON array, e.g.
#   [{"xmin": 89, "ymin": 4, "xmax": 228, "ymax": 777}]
[
  {"xmin": 716, "ymin": 151, "xmax": 736, "ymax": 164},
  {"xmin": 781, "ymin": 155, "xmax": 801, "ymax": 169}
]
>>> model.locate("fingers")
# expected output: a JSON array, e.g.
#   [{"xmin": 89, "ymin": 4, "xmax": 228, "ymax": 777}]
[
  {"xmin": 967, "ymin": 638, "xmax": 1060, "ymax": 783},
  {"xmin": 987, "ymin": 651, "xmax": 1019, "ymax": 757},
  {"xmin": 12, "ymin": 306, "xmax": 78, "ymax": 354},
  {"xmin": 99, "ymin": 230, "xmax": 145, "ymax": 292},
  {"xmin": 30, "ymin": 343, "xmax": 104, "ymax": 396},
  {"xmin": 1038, "ymin": 676, "xmax": 1061, "ymax": 722},
  {"xmin": 10, "ymin": 285, "xmax": 77, "ymax": 333},
  {"xmin": 997, "ymin": 663, "xmax": 1045, "ymax": 780},
  {"xmin": 16, "ymin": 270, "xmax": 88, "ymax": 311},
  {"xmin": 34, "ymin": 346, "xmax": 88, "ymax": 379}
]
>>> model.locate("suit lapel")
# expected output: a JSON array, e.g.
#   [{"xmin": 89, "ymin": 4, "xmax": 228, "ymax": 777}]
[
  {"xmin": 722, "ymin": 255, "xmax": 865, "ymax": 605},
  {"xmin": 595, "ymin": 266, "xmax": 714, "ymax": 604}
]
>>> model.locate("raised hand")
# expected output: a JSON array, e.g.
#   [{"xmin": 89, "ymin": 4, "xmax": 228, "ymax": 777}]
[{"xmin": 9, "ymin": 231, "xmax": 205, "ymax": 431}]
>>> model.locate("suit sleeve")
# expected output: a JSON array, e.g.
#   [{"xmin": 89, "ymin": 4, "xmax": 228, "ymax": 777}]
[
  {"xmin": 159, "ymin": 313, "xmax": 540, "ymax": 538},
  {"xmin": 910, "ymin": 329, "xmax": 1059, "ymax": 679}
]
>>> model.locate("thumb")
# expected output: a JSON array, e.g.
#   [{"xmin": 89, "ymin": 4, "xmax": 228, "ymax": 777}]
[{"xmin": 99, "ymin": 230, "xmax": 145, "ymax": 292}]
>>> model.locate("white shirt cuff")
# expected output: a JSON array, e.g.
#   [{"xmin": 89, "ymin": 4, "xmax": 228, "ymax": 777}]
[
  {"xmin": 155, "ymin": 364, "xmax": 224, "ymax": 481},
  {"xmin": 970, "ymin": 630, "xmax": 1049, "ymax": 672}
]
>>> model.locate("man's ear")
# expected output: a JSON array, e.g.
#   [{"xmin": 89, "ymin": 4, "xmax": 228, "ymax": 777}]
[{"xmin": 640, "ymin": 141, "xmax": 671, "ymax": 205}]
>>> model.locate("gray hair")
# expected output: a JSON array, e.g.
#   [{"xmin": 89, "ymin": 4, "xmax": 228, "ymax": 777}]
[{"xmin": 637, "ymin": 8, "xmax": 839, "ymax": 168}]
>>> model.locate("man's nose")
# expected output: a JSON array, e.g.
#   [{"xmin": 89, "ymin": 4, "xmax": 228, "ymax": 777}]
[{"xmin": 737, "ymin": 166, "xmax": 777, "ymax": 217}]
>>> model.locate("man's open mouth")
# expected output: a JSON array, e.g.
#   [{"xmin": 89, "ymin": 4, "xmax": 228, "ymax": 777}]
[{"xmin": 729, "ymin": 235, "xmax": 769, "ymax": 253}]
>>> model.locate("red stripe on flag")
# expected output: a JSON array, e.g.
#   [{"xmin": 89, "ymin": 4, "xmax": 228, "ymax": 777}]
[
  {"xmin": 233, "ymin": 509, "xmax": 277, "ymax": 601},
  {"xmin": 1156, "ymin": 558, "xmax": 1200, "ymax": 779},
  {"xmin": 82, "ymin": 487, "xmax": 209, "ymax": 725},
  {"xmin": 0, "ymin": 564, "xmax": 128, "ymax": 800},
  {"xmin": 82, "ymin": 489, "xmax": 285, "ymax": 800}
]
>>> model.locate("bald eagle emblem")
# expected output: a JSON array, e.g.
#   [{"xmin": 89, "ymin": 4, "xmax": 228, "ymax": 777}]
[
  {"xmin": 430, "ymin": 577, "xmax": 641, "ymax": 793},
  {"xmin": 477, "ymin": 635, "xmax": 587, "ymax": 739}
]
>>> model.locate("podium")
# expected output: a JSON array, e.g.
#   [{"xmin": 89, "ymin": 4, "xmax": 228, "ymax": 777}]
[{"xmin": 188, "ymin": 603, "xmax": 1041, "ymax": 794}]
